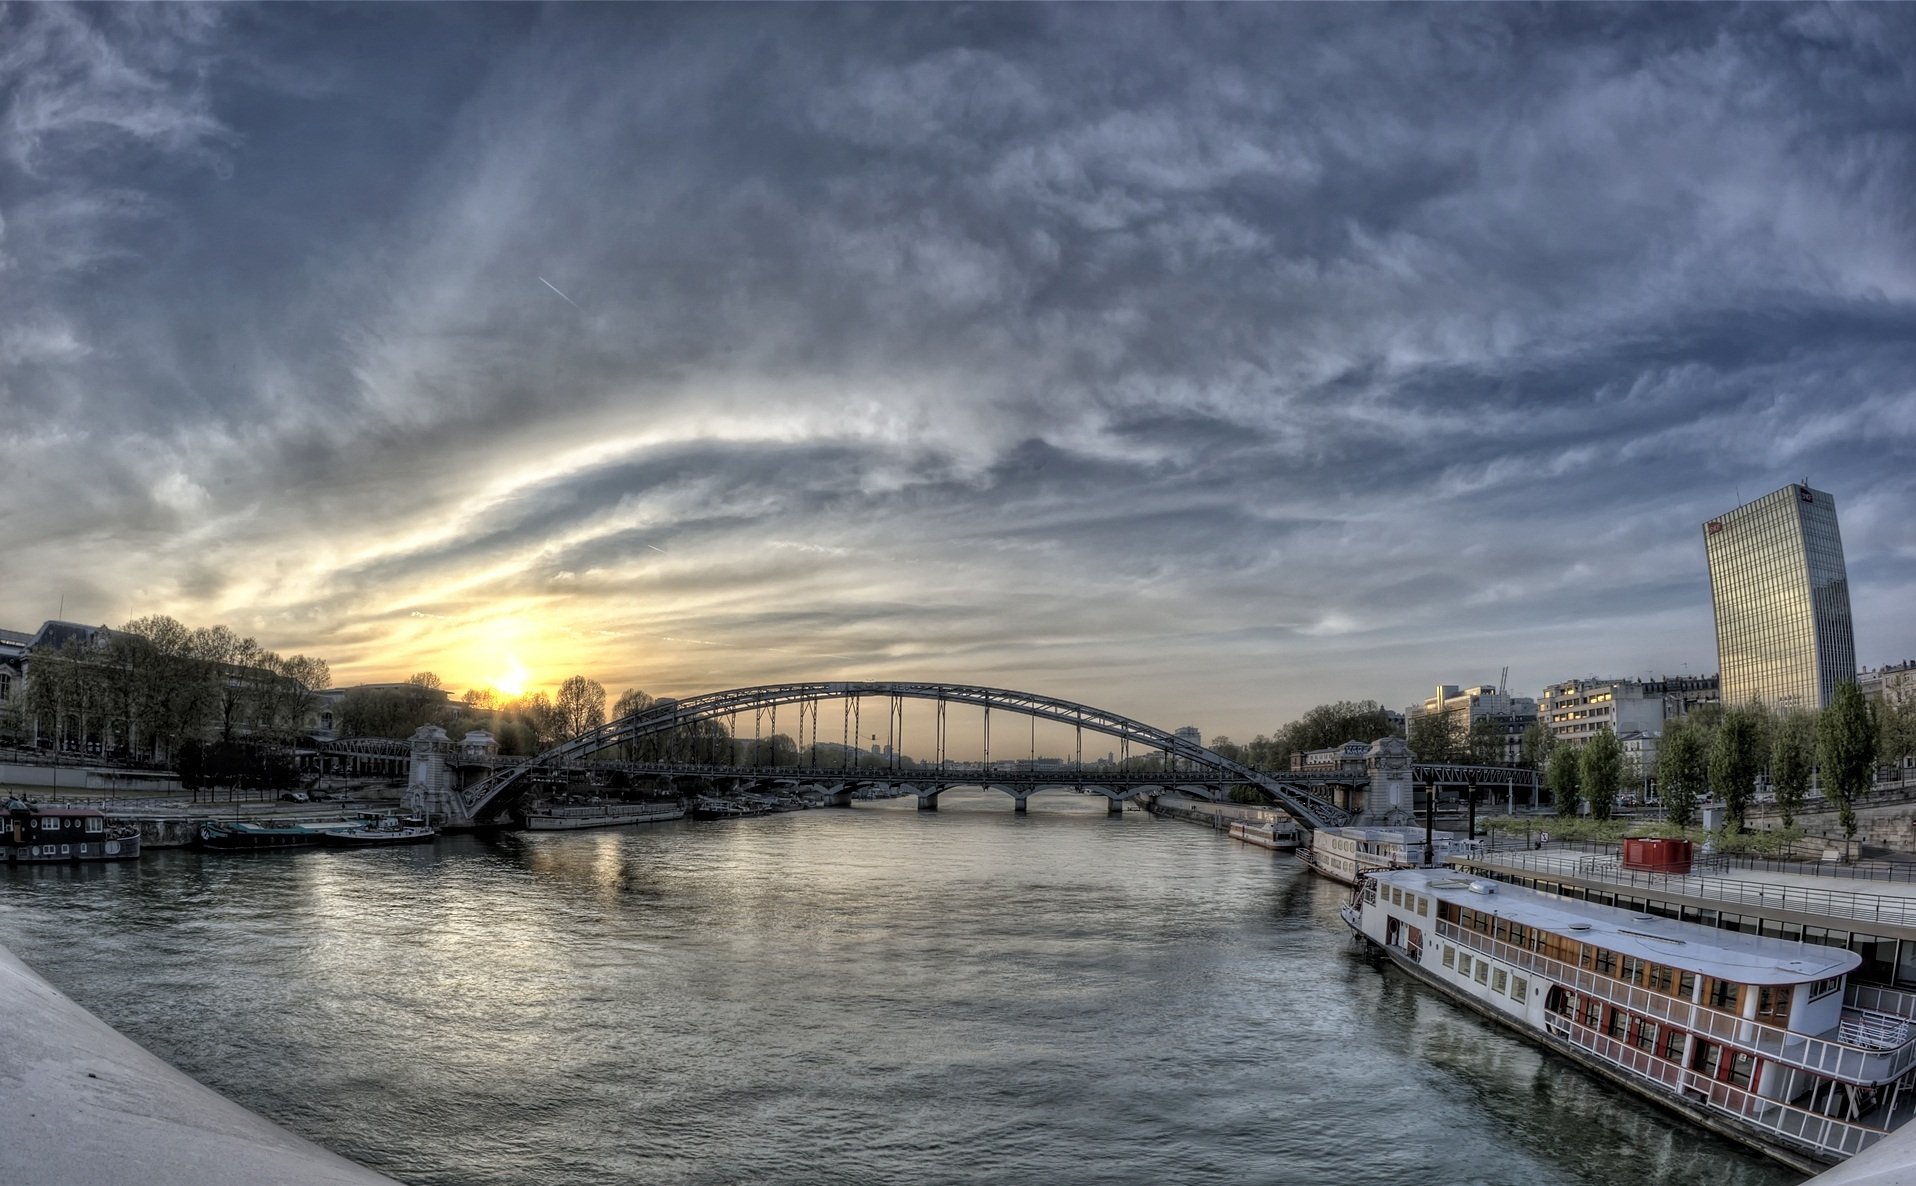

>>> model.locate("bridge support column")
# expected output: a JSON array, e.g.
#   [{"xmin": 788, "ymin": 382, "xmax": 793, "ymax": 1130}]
[
  {"xmin": 826, "ymin": 787, "xmax": 853, "ymax": 808},
  {"xmin": 917, "ymin": 792, "xmax": 938, "ymax": 812},
  {"xmin": 1107, "ymin": 796, "xmax": 1124, "ymax": 816},
  {"xmin": 1013, "ymin": 796, "xmax": 1028, "ymax": 814}
]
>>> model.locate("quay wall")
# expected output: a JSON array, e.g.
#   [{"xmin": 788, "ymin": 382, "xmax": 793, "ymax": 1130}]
[
  {"xmin": 2, "ymin": 760, "xmax": 183, "ymax": 794},
  {"xmin": 0, "ymin": 941, "xmax": 401, "ymax": 1186}
]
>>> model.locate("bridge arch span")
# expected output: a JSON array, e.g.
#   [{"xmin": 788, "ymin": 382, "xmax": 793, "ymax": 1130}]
[{"xmin": 453, "ymin": 682, "xmax": 1352, "ymax": 830}]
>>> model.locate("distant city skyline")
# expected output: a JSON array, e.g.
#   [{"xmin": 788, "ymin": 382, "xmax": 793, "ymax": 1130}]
[{"xmin": 4, "ymin": 5, "xmax": 1915, "ymax": 741}]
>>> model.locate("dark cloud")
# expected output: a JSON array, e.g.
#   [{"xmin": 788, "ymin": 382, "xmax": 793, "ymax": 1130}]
[{"xmin": 3, "ymin": 3, "xmax": 1915, "ymax": 735}]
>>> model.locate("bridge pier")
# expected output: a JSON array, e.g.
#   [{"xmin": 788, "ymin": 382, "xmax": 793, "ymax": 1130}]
[
  {"xmin": 825, "ymin": 787, "xmax": 853, "ymax": 808},
  {"xmin": 1107, "ymin": 796, "xmax": 1124, "ymax": 816},
  {"xmin": 917, "ymin": 792, "xmax": 939, "ymax": 812},
  {"xmin": 1013, "ymin": 796, "xmax": 1028, "ymax": 814}
]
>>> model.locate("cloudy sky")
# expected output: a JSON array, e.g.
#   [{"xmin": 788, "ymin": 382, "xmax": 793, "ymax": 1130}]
[{"xmin": 4, "ymin": 3, "xmax": 1914, "ymax": 740}]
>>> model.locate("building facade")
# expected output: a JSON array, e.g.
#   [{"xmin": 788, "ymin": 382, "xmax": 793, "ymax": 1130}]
[
  {"xmin": 1404, "ymin": 683, "xmax": 1538, "ymax": 764},
  {"xmin": 1538, "ymin": 678, "xmax": 1669, "ymax": 748},
  {"xmin": 1704, "ymin": 483, "xmax": 1857, "ymax": 711}
]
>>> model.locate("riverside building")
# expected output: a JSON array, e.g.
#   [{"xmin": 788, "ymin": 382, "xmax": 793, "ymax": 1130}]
[{"xmin": 1705, "ymin": 482, "xmax": 1857, "ymax": 712}]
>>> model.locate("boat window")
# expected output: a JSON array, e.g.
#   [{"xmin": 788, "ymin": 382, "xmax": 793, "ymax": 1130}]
[
  {"xmin": 1458, "ymin": 954, "xmax": 1473, "ymax": 978},
  {"xmin": 1646, "ymin": 964, "xmax": 1674, "ymax": 994},
  {"xmin": 1661, "ymin": 1028, "xmax": 1686, "ymax": 1061},
  {"xmin": 1593, "ymin": 949, "xmax": 1618, "ymax": 977},
  {"xmin": 1707, "ymin": 978, "xmax": 1740, "ymax": 1012},
  {"xmin": 1635, "ymin": 1019, "xmax": 1659, "ymax": 1052},
  {"xmin": 1692, "ymin": 1041, "xmax": 1722, "ymax": 1079},
  {"xmin": 1492, "ymin": 969, "xmax": 1507, "ymax": 994},
  {"xmin": 1474, "ymin": 961, "xmax": 1490, "ymax": 986},
  {"xmin": 1678, "ymin": 970, "xmax": 1698, "ymax": 999},
  {"xmin": 1606, "ymin": 1009, "xmax": 1631, "ymax": 1039},
  {"xmin": 1416, "ymin": 896, "xmax": 1428, "ymax": 916},
  {"xmin": 1581, "ymin": 998, "xmax": 1602, "ymax": 1029},
  {"xmin": 1727, "ymin": 1052, "xmax": 1757, "ymax": 1088},
  {"xmin": 1619, "ymin": 956, "xmax": 1642, "ymax": 985},
  {"xmin": 1511, "ymin": 976, "xmax": 1527, "ymax": 1002},
  {"xmin": 1438, "ymin": 901, "xmax": 1460, "ymax": 924},
  {"xmin": 1809, "ymin": 976, "xmax": 1841, "ymax": 1001},
  {"xmin": 86, "ymin": 817, "xmax": 104, "ymax": 833},
  {"xmin": 1443, "ymin": 946, "xmax": 1455, "ymax": 969}
]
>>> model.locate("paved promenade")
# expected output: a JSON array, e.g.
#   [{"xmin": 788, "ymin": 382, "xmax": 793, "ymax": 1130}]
[{"xmin": 0, "ymin": 942, "xmax": 400, "ymax": 1186}]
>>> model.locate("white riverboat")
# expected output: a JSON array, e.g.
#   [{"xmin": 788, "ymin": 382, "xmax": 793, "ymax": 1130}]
[
  {"xmin": 1301, "ymin": 826, "xmax": 1479, "ymax": 885},
  {"xmin": 1344, "ymin": 867, "xmax": 1916, "ymax": 1172},
  {"xmin": 1228, "ymin": 817, "xmax": 1300, "ymax": 852}
]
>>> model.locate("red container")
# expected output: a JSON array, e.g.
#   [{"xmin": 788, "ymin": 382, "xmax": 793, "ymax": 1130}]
[{"xmin": 1623, "ymin": 837, "xmax": 1693, "ymax": 874}]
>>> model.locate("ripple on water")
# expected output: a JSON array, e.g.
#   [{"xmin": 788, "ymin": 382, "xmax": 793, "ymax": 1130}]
[{"xmin": 3, "ymin": 792, "xmax": 1800, "ymax": 1186}]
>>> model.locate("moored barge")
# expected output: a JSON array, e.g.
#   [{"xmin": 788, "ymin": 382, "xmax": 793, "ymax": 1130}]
[
  {"xmin": 1345, "ymin": 867, "xmax": 1916, "ymax": 1171},
  {"xmin": 1302, "ymin": 826, "xmax": 1478, "ymax": 885},
  {"xmin": 1228, "ymin": 817, "xmax": 1300, "ymax": 852},
  {"xmin": 3, "ymin": 799, "xmax": 141, "ymax": 864},
  {"xmin": 519, "ymin": 798, "xmax": 686, "ymax": 831}
]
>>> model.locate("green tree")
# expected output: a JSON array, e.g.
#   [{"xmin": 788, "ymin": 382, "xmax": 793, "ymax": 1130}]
[
  {"xmin": 1548, "ymin": 744, "xmax": 1582, "ymax": 818},
  {"xmin": 1656, "ymin": 720, "xmax": 1708, "ymax": 829},
  {"xmin": 1466, "ymin": 716, "xmax": 1507, "ymax": 766},
  {"xmin": 1769, "ymin": 710, "xmax": 1816, "ymax": 829},
  {"xmin": 1408, "ymin": 712, "xmax": 1464, "ymax": 764},
  {"xmin": 1273, "ymin": 700, "xmax": 1403, "ymax": 758},
  {"xmin": 1820, "ymin": 681, "xmax": 1878, "ymax": 842},
  {"xmin": 1581, "ymin": 727, "xmax": 1623, "ymax": 820},
  {"xmin": 1709, "ymin": 705, "xmax": 1767, "ymax": 829},
  {"xmin": 1519, "ymin": 721, "xmax": 1556, "ymax": 772},
  {"xmin": 1879, "ymin": 697, "xmax": 1916, "ymax": 770}
]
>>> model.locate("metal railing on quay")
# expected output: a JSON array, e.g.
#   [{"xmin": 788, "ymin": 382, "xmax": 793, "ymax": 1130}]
[
  {"xmin": 1550, "ymin": 1016, "xmax": 1884, "ymax": 1159},
  {"xmin": 1465, "ymin": 851, "xmax": 1916, "ymax": 929},
  {"xmin": 1436, "ymin": 921, "xmax": 1916, "ymax": 1083}
]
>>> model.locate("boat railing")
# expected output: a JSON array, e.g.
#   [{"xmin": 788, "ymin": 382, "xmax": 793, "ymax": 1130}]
[
  {"xmin": 1437, "ymin": 921, "xmax": 1916, "ymax": 1083},
  {"xmin": 1548, "ymin": 1013, "xmax": 1886, "ymax": 1159},
  {"xmin": 1462, "ymin": 851, "xmax": 1916, "ymax": 929}
]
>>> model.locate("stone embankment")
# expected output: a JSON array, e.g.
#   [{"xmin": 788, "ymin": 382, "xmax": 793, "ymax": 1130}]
[{"xmin": 0, "ymin": 942, "xmax": 401, "ymax": 1186}]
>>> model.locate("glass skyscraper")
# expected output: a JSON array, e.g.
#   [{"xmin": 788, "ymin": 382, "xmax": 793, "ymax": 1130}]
[{"xmin": 1703, "ymin": 482, "xmax": 1857, "ymax": 711}]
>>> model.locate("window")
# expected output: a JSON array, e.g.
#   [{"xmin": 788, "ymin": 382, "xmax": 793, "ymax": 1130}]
[
  {"xmin": 1607, "ymin": 1009, "xmax": 1631, "ymax": 1039},
  {"xmin": 1708, "ymin": 979, "xmax": 1741, "ymax": 1011},
  {"xmin": 1692, "ymin": 1041, "xmax": 1722, "ymax": 1079},
  {"xmin": 1417, "ymin": 896, "xmax": 1428, "ymax": 916},
  {"xmin": 1646, "ymin": 965, "xmax": 1674, "ymax": 994},
  {"xmin": 1678, "ymin": 971, "xmax": 1698, "ymax": 999},
  {"xmin": 1493, "ymin": 969, "xmax": 1507, "ymax": 994},
  {"xmin": 1443, "ymin": 946, "xmax": 1455, "ymax": 969},
  {"xmin": 1391, "ymin": 888, "xmax": 1403, "ymax": 907},
  {"xmin": 1620, "ymin": 957, "xmax": 1642, "ymax": 985},
  {"xmin": 1809, "ymin": 977, "xmax": 1842, "ymax": 1001},
  {"xmin": 1582, "ymin": 998, "xmax": 1603, "ymax": 1029},
  {"xmin": 1635, "ymin": 1020, "xmax": 1659, "ymax": 1052},
  {"xmin": 1728, "ymin": 1052, "xmax": 1757, "ymax": 1088},
  {"xmin": 1661, "ymin": 1028, "xmax": 1686, "ymax": 1061},
  {"xmin": 86, "ymin": 817, "xmax": 103, "ymax": 834},
  {"xmin": 1475, "ymin": 961, "xmax": 1490, "ymax": 986},
  {"xmin": 1511, "ymin": 977, "xmax": 1528, "ymax": 1002},
  {"xmin": 1458, "ymin": 955, "xmax": 1472, "ymax": 978}
]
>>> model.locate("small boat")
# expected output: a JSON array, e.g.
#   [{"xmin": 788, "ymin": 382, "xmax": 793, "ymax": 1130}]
[
  {"xmin": 692, "ymin": 795, "xmax": 760, "ymax": 820},
  {"xmin": 1228, "ymin": 817, "xmax": 1300, "ymax": 852},
  {"xmin": 318, "ymin": 816, "xmax": 436, "ymax": 847},
  {"xmin": 3, "ymin": 798, "xmax": 141, "ymax": 864}
]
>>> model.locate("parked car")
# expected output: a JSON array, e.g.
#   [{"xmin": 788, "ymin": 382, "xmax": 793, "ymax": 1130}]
[{"xmin": 279, "ymin": 791, "xmax": 310, "ymax": 803}]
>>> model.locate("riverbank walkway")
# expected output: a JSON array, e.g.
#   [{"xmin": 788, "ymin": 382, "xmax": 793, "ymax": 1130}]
[{"xmin": 0, "ymin": 943, "xmax": 401, "ymax": 1186}]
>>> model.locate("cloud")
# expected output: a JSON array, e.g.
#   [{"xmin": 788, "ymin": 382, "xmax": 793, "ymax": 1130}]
[{"xmin": 3, "ymin": 4, "xmax": 1915, "ymax": 738}]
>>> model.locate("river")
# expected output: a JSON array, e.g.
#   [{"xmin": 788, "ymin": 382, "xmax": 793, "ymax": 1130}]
[{"xmin": 1, "ymin": 790, "xmax": 1798, "ymax": 1185}]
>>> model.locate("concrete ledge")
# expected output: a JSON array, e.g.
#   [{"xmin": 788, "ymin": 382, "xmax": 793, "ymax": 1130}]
[{"xmin": 0, "ymin": 943, "xmax": 402, "ymax": 1186}]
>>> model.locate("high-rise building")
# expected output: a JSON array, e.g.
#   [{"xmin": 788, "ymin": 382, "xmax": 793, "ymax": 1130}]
[{"xmin": 1703, "ymin": 482, "xmax": 1857, "ymax": 711}]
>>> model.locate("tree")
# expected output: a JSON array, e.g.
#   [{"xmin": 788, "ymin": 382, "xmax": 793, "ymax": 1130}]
[
  {"xmin": 1656, "ymin": 720, "xmax": 1707, "ymax": 829},
  {"xmin": 1581, "ymin": 727, "xmax": 1623, "ymax": 820},
  {"xmin": 1408, "ymin": 712, "xmax": 1464, "ymax": 764},
  {"xmin": 612, "ymin": 688, "xmax": 655, "ymax": 720},
  {"xmin": 1770, "ymin": 710, "xmax": 1816, "ymax": 829},
  {"xmin": 1820, "ymin": 681, "xmax": 1878, "ymax": 843},
  {"xmin": 553, "ymin": 676, "xmax": 607, "ymax": 741},
  {"xmin": 1879, "ymin": 697, "xmax": 1916, "ymax": 770},
  {"xmin": 1547, "ymin": 744, "xmax": 1582, "ymax": 818},
  {"xmin": 1273, "ymin": 700, "xmax": 1402, "ymax": 758},
  {"xmin": 1466, "ymin": 716, "xmax": 1507, "ymax": 766},
  {"xmin": 408, "ymin": 671, "xmax": 444, "ymax": 690},
  {"xmin": 1519, "ymin": 721, "xmax": 1556, "ymax": 773},
  {"xmin": 1709, "ymin": 705, "xmax": 1767, "ymax": 830}
]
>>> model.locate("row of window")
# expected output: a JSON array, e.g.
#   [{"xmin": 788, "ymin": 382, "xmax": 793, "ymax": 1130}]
[
  {"xmin": 1554, "ymin": 990, "xmax": 1759, "ymax": 1088},
  {"xmin": 1441, "ymin": 944, "xmax": 1529, "ymax": 1004}
]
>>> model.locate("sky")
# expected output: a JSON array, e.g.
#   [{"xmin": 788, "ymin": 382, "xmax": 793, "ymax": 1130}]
[{"xmin": 3, "ymin": 3, "xmax": 1915, "ymax": 743}]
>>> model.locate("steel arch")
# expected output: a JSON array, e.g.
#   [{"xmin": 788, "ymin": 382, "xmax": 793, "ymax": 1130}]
[{"xmin": 457, "ymin": 681, "xmax": 1353, "ymax": 828}]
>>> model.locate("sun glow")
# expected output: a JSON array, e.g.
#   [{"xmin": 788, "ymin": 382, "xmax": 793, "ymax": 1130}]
[{"xmin": 492, "ymin": 654, "xmax": 531, "ymax": 698}]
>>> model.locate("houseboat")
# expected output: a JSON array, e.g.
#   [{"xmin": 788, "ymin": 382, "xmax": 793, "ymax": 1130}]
[
  {"xmin": 1302, "ymin": 826, "xmax": 1478, "ymax": 885},
  {"xmin": 1228, "ymin": 817, "xmax": 1300, "ymax": 852},
  {"xmin": 195, "ymin": 818, "xmax": 350, "ymax": 851},
  {"xmin": 1344, "ymin": 867, "xmax": 1916, "ymax": 1171},
  {"xmin": 3, "ymin": 799, "xmax": 141, "ymax": 864},
  {"xmin": 519, "ymin": 797, "xmax": 686, "ymax": 831},
  {"xmin": 319, "ymin": 815, "xmax": 437, "ymax": 847}
]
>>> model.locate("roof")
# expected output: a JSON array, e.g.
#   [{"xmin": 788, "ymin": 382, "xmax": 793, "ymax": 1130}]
[
  {"xmin": 1375, "ymin": 866, "xmax": 1861, "ymax": 986},
  {"xmin": 0, "ymin": 628, "xmax": 33, "ymax": 646}
]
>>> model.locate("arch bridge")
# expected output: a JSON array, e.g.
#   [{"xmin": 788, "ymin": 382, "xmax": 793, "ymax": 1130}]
[{"xmin": 448, "ymin": 682, "xmax": 1360, "ymax": 830}]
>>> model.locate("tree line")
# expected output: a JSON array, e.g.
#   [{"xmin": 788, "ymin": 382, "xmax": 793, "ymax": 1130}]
[
  {"xmin": 0, "ymin": 615, "xmax": 330, "ymax": 764},
  {"xmin": 1536, "ymin": 681, "xmax": 1896, "ymax": 839}
]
